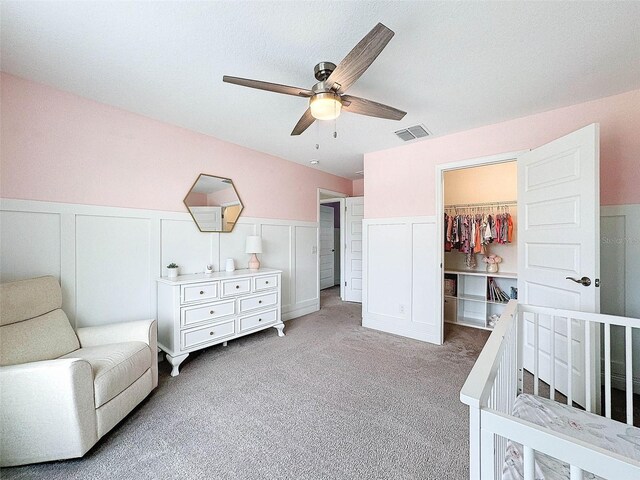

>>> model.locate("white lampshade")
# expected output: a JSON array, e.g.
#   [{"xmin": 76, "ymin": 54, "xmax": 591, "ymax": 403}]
[{"xmin": 245, "ymin": 235, "xmax": 263, "ymax": 254}]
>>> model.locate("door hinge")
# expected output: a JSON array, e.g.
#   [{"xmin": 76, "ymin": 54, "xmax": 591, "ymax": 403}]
[
  {"xmin": 595, "ymin": 278, "xmax": 600, "ymax": 288},
  {"xmin": 345, "ymin": 281, "xmax": 347, "ymax": 286}
]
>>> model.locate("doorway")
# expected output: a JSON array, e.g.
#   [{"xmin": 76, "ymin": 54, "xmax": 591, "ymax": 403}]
[
  {"xmin": 318, "ymin": 188, "xmax": 347, "ymax": 303},
  {"xmin": 441, "ymin": 160, "xmax": 518, "ymax": 334}
]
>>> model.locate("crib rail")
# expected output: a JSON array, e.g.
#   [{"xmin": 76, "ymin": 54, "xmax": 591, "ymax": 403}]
[
  {"xmin": 460, "ymin": 299, "xmax": 519, "ymax": 479},
  {"xmin": 461, "ymin": 301, "xmax": 640, "ymax": 479},
  {"xmin": 480, "ymin": 409, "xmax": 640, "ymax": 479},
  {"xmin": 520, "ymin": 304, "xmax": 638, "ymax": 421}
]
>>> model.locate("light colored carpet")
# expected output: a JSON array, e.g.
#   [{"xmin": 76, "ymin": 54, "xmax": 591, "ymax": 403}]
[{"xmin": 2, "ymin": 287, "xmax": 489, "ymax": 480}]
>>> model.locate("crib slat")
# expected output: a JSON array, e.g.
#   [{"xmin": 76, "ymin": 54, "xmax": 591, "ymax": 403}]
[
  {"xmin": 524, "ymin": 446, "xmax": 535, "ymax": 480},
  {"xmin": 585, "ymin": 319, "xmax": 592, "ymax": 413},
  {"xmin": 605, "ymin": 323, "xmax": 612, "ymax": 419},
  {"xmin": 550, "ymin": 315, "xmax": 556, "ymax": 400},
  {"xmin": 567, "ymin": 317, "xmax": 573, "ymax": 406},
  {"xmin": 534, "ymin": 313, "xmax": 539, "ymax": 396},
  {"xmin": 570, "ymin": 465, "xmax": 583, "ymax": 480},
  {"xmin": 626, "ymin": 325, "xmax": 633, "ymax": 425}
]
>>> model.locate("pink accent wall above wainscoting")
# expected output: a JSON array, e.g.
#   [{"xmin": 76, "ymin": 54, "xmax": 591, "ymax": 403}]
[
  {"xmin": 352, "ymin": 178, "xmax": 364, "ymax": 197},
  {"xmin": 0, "ymin": 73, "xmax": 352, "ymax": 222},
  {"xmin": 364, "ymin": 88, "xmax": 640, "ymax": 218}
]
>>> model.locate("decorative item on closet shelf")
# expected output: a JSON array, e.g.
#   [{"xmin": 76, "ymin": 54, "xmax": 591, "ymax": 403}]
[
  {"xmin": 483, "ymin": 254, "xmax": 502, "ymax": 273},
  {"xmin": 167, "ymin": 263, "xmax": 179, "ymax": 279}
]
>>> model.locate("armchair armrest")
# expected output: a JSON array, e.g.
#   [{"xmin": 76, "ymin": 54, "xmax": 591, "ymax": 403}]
[
  {"xmin": 76, "ymin": 319, "xmax": 158, "ymax": 388},
  {"xmin": 0, "ymin": 358, "xmax": 97, "ymax": 467}
]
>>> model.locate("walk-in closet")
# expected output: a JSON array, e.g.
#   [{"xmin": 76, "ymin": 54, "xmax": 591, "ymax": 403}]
[{"xmin": 443, "ymin": 161, "xmax": 518, "ymax": 331}]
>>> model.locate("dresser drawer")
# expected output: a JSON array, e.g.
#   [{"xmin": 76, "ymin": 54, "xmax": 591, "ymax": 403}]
[
  {"xmin": 239, "ymin": 291, "xmax": 278, "ymax": 313},
  {"xmin": 182, "ymin": 282, "xmax": 218, "ymax": 304},
  {"xmin": 181, "ymin": 299, "xmax": 235, "ymax": 328},
  {"xmin": 239, "ymin": 309, "xmax": 277, "ymax": 333},
  {"xmin": 181, "ymin": 319, "xmax": 235, "ymax": 350},
  {"xmin": 254, "ymin": 274, "xmax": 278, "ymax": 292},
  {"xmin": 221, "ymin": 278, "xmax": 251, "ymax": 297}
]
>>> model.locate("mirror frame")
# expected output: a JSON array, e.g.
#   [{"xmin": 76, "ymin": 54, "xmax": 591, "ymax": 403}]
[{"xmin": 183, "ymin": 173, "xmax": 244, "ymax": 233}]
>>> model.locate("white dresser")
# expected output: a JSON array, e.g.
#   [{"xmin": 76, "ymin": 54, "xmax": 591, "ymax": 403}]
[{"xmin": 157, "ymin": 268, "xmax": 284, "ymax": 376}]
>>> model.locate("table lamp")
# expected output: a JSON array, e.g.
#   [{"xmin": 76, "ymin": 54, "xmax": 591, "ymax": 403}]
[{"xmin": 245, "ymin": 235, "xmax": 263, "ymax": 270}]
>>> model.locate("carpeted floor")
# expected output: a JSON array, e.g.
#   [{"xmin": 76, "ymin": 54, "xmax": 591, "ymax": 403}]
[{"xmin": 2, "ymin": 287, "xmax": 490, "ymax": 480}]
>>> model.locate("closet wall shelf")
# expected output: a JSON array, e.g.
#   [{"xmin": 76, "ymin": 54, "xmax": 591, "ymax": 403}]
[
  {"xmin": 443, "ymin": 270, "xmax": 517, "ymax": 330},
  {"xmin": 445, "ymin": 269, "xmax": 517, "ymax": 279}
]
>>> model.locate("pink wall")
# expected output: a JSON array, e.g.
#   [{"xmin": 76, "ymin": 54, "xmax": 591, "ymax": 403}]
[
  {"xmin": 364, "ymin": 89, "xmax": 640, "ymax": 218},
  {"xmin": 0, "ymin": 73, "xmax": 352, "ymax": 222},
  {"xmin": 352, "ymin": 178, "xmax": 364, "ymax": 196}
]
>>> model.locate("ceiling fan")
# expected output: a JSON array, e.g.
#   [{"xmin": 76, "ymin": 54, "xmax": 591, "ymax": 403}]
[{"xmin": 223, "ymin": 23, "xmax": 407, "ymax": 136}]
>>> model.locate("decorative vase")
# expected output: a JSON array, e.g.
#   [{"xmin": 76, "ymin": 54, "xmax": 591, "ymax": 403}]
[
  {"xmin": 167, "ymin": 267, "xmax": 179, "ymax": 279},
  {"xmin": 487, "ymin": 263, "xmax": 498, "ymax": 273}
]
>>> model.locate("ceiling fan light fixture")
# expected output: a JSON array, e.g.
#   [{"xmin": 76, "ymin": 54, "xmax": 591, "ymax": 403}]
[{"xmin": 309, "ymin": 92, "xmax": 342, "ymax": 120}]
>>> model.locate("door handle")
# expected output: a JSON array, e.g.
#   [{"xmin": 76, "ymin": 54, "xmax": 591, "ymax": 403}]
[{"xmin": 566, "ymin": 276, "xmax": 591, "ymax": 287}]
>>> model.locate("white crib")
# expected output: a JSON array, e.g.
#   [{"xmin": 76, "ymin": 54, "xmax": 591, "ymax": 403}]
[{"xmin": 460, "ymin": 300, "xmax": 640, "ymax": 479}]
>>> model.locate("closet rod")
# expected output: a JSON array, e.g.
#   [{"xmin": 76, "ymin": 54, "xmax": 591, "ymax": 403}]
[{"xmin": 445, "ymin": 200, "xmax": 517, "ymax": 209}]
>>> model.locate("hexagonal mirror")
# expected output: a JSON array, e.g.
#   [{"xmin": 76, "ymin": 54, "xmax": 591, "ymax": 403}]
[{"xmin": 184, "ymin": 174, "xmax": 243, "ymax": 232}]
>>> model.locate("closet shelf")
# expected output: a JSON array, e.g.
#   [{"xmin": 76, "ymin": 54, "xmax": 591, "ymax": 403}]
[{"xmin": 445, "ymin": 269, "xmax": 517, "ymax": 279}]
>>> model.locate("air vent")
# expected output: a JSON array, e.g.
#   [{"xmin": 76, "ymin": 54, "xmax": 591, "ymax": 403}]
[{"xmin": 395, "ymin": 124, "xmax": 431, "ymax": 142}]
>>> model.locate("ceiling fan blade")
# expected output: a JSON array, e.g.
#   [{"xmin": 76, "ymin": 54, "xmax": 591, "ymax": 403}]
[
  {"xmin": 223, "ymin": 76, "xmax": 313, "ymax": 97},
  {"xmin": 341, "ymin": 95, "xmax": 406, "ymax": 121},
  {"xmin": 325, "ymin": 23, "xmax": 394, "ymax": 93},
  {"xmin": 291, "ymin": 108, "xmax": 315, "ymax": 136}
]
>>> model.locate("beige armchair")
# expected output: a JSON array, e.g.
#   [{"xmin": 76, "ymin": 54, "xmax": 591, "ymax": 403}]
[{"xmin": 0, "ymin": 276, "xmax": 158, "ymax": 467}]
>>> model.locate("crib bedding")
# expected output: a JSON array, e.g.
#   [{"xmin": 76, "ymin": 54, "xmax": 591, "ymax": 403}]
[{"xmin": 502, "ymin": 394, "xmax": 640, "ymax": 480}]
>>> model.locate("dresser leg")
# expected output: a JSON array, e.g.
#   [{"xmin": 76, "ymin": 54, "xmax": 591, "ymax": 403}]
[
  {"xmin": 223, "ymin": 341, "xmax": 228, "ymax": 347},
  {"xmin": 166, "ymin": 353, "xmax": 188, "ymax": 377},
  {"xmin": 273, "ymin": 322, "xmax": 285, "ymax": 337}
]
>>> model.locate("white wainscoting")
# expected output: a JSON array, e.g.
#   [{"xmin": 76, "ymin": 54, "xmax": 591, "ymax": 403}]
[
  {"xmin": 0, "ymin": 199, "xmax": 319, "ymax": 328},
  {"xmin": 601, "ymin": 204, "xmax": 640, "ymax": 392},
  {"xmin": 362, "ymin": 216, "xmax": 441, "ymax": 344}
]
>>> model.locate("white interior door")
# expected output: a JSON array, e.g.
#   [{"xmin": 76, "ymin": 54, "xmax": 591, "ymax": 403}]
[
  {"xmin": 344, "ymin": 197, "xmax": 364, "ymax": 302},
  {"xmin": 319, "ymin": 205, "xmax": 335, "ymax": 290},
  {"xmin": 518, "ymin": 123, "xmax": 600, "ymax": 408}
]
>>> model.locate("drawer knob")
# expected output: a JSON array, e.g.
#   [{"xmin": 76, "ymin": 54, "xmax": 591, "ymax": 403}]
[
  {"xmin": 236, "ymin": 285, "xmax": 240, "ymax": 289},
  {"xmin": 258, "ymin": 300, "xmax": 262, "ymax": 304},
  {"xmin": 209, "ymin": 331, "xmax": 215, "ymax": 335},
  {"xmin": 265, "ymin": 281, "xmax": 269, "ymax": 284},
  {"xmin": 210, "ymin": 310, "xmax": 214, "ymax": 314},
  {"xmin": 258, "ymin": 318, "xmax": 262, "ymax": 322},
  {"xmin": 200, "ymin": 291, "xmax": 204, "ymax": 295}
]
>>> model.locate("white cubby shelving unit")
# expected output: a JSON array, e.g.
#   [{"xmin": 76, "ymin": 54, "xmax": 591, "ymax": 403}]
[{"xmin": 443, "ymin": 270, "xmax": 517, "ymax": 330}]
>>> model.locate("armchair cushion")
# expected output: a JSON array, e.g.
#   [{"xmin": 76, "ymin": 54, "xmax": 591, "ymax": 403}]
[
  {"xmin": 0, "ymin": 276, "xmax": 80, "ymax": 366},
  {"xmin": 0, "ymin": 276, "xmax": 62, "ymax": 325},
  {"xmin": 0, "ymin": 309, "xmax": 80, "ymax": 366},
  {"xmin": 60, "ymin": 341, "xmax": 151, "ymax": 408}
]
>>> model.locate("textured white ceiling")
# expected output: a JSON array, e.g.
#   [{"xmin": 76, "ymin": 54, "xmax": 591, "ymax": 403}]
[{"xmin": 2, "ymin": 1, "xmax": 639, "ymax": 179}]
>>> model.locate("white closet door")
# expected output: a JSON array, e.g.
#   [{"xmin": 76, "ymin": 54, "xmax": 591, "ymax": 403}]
[
  {"xmin": 518, "ymin": 123, "xmax": 600, "ymax": 409},
  {"xmin": 344, "ymin": 197, "xmax": 364, "ymax": 302},
  {"xmin": 319, "ymin": 205, "xmax": 335, "ymax": 290}
]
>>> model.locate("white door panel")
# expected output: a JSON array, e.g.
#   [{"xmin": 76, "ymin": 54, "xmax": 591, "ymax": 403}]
[
  {"xmin": 319, "ymin": 205, "xmax": 335, "ymax": 290},
  {"xmin": 345, "ymin": 197, "xmax": 364, "ymax": 302},
  {"xmin": 518, "ymin": 123, "xmax": 600, "ymax": 408}
]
